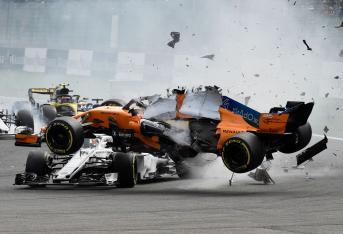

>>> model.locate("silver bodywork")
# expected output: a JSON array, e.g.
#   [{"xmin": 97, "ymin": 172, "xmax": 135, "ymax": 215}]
[
  {"xmin": 142, "ymin": 87, "xmax": 222, "ymax": 121},
  {"xmin": 179, "ymin": 87, "xmax": 222, "ymax": 120},
  {"xmin": 143, "ymin": 95, "xmax": 177, "ymax": 121}
]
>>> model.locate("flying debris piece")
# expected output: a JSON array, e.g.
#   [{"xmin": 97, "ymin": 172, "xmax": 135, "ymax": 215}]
[
  {"xmin": 254, "ymin": 74, "xmax": 260, "ymax": 77},
  {"xmin": 244, "ymin": 96, "xmax": 251, "ymax": 105},
  {"xmin": 293, "ymin": 1, "xmax": 296, "ymax": 6},
  {"xmin": 300, "ymin": 92, "xmax": 306, "ymax": 96},
  {"xmin": 248, "ymin": 164, "xmax": 275, "ymax": 184},
  {"xmin": 323, "ymin": 126, "xmax": 329, "ymax": 134},
  {"xmin": 335, "ymin": 21, "xmax": 343, "ymax": 28},
  {"xmin": 325, "ymin": 92, "xmax": 329, "ymax": 98},
  {"xmin": 333, "ymin": 153, "xmax": 337, "ymax": 157},
  {"xmin": 167, "ymin": 32, "xmax": 180, "ymax": 48},
  {"xmin": 296, "ymin": 135, "xmax": 328, "ymax": 166},
  {"xmin": 228, "ymin": 172, "xmax": 234, "ymax": 186},
  {"xmin": 302, "ymin": 40, "xmax": 312, "ymax": 51},
  {"xmin": 336, "ymin": 107, "xmax": 340, "ymax": 111},
  {"xmin": 334, "ymin": 76, "xmax": 339, "ymax": 79},
  {"xmin": 339, "ymin": 50, "xmax": 343, "ymax": 57},
  {"xmin": 200, "ymin": 54, "xmax": 215, "ymax": 60}
]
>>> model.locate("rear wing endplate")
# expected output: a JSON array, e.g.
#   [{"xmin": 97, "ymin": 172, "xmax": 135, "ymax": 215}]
[{"xmin": 296, "ymin": 135, "xmax": 328, "ymax": 166}]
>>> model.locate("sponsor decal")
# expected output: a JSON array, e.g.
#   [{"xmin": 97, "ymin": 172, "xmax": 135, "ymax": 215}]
[
  {"xmin": 222, "ymin": 96, "xmax": 260, "ymax": 127},
  {"xmin": 222, "ymin": 129, "xmax": 242, "ymax": 134}
]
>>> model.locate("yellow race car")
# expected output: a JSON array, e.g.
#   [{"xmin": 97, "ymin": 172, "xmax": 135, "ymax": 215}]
[{"xmin": 29, "ymin": 84, "xmax": 80, "ymax": 123}]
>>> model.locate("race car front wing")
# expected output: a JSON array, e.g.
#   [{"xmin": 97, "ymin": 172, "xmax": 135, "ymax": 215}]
[
  {"xmin": 15, "ymin": 133, "xmax": 41, "ymax": 147},
  {"xmin": 14, "ymin": 172, "xmax": 118, "ymax": 186}
]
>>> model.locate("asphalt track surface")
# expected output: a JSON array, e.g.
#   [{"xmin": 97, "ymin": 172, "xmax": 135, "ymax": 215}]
[{"xmin": 0, "ymin": 136, "xmax": 342, "ymax": 233}]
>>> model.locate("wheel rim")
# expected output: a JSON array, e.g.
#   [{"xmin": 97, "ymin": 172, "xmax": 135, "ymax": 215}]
[
  {"xmin": 47, "ymin": 125, "xmax": 71, "ymax": 150},
  {"xmin": 224, "ymin": 141, "xmax": 250, "ymax": 171}
]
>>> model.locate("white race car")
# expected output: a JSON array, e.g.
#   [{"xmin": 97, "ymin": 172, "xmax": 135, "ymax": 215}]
[
  {"xmin": 0, "ymin": 108, "xmax": 34, "ymax": 135},
  {"xmin": 15, "ymin": 134, "xmax": 176, "ymax": 187}
]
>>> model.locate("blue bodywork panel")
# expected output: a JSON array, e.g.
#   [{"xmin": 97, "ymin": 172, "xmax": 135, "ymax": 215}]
[{"xmin": 221, "ymin": 96, "xmax": 260, "ymax": 127}]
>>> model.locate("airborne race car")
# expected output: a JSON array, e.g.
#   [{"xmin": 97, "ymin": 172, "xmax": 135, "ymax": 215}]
[
  {"xmin": 15, "ymin": 86, "xmax": 327, "ymax": 186},
  {"xmin": 15, "ymin": 134, "xmax": 175, "ymax": 187}
]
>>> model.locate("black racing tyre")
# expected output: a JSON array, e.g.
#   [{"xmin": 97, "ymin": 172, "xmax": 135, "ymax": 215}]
[
  {"xmin": 279, "ymin": 122, "xmax": 312, "ymax": 154},
  {"xmin": 25, "ymin": 151, "xmax": 50, "ymax": 176},
  {"xmin": 41, "ymin": 105, "xmax": 57, "ymax": 123},
  {"xmin": 222, "ymin": 132, "xmax": 264, "ymax": 173},
  {"xmin": 15, "ymin": 109, "xmax": 34, "ymax": 130},
  {"xmin": 114, "ymin": 153, "xmax": 138, "ymax": 188},
  {"xmin": 100, "ymin": 99, "xmax": 125, "ymax": 107},
  {"xmin": 45, "ymin": 117, "xmax": 84, "ymax": 155}
]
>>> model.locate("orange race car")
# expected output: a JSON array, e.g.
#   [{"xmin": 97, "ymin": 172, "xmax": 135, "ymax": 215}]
[{"xmin": 15, "ymin": 86, "xmax": 327, "ymax": 176}]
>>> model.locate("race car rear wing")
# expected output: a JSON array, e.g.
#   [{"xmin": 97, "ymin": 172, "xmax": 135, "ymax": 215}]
[
  {"xmin": 221, "ymin": 96, "xmax": 314, "ymax": 133},
  {"xmin": 28, "ymin": 88, "xmax": 56, "ymax": 106}
]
